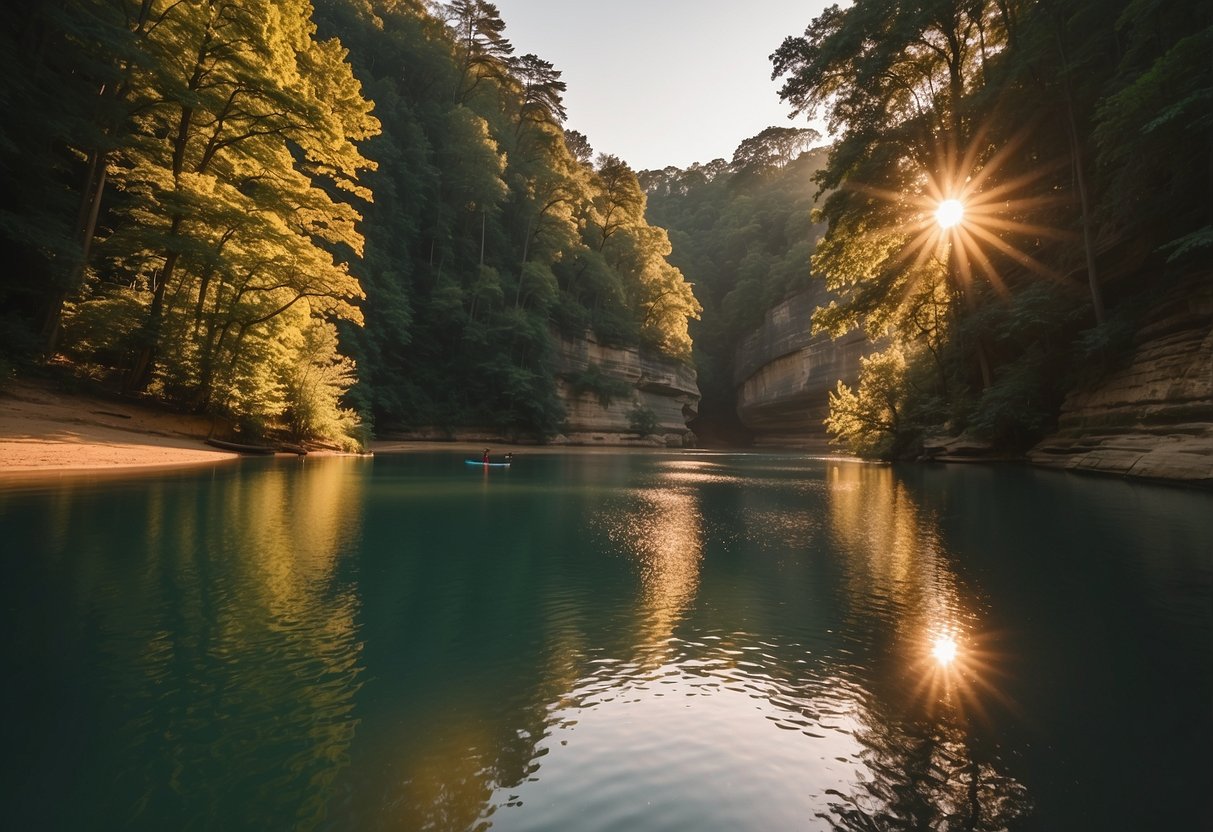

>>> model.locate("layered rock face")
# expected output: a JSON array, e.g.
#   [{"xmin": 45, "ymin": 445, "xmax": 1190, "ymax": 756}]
[
  {"xmin": 733, "ymin": 290, "xmax": 870, "ymax": 448},
  {"xmin": 1029, "ymin": 274, "xmax": 1213, "ymax": 485},
  {"xmin": 552, "ymin": 331, "xmax": 700, "ymax": 446}
]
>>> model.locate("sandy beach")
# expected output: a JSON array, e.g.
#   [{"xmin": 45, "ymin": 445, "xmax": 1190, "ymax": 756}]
[{"xmin": 0, "ymin": 378, "xmax": 240, "ymax": 479}]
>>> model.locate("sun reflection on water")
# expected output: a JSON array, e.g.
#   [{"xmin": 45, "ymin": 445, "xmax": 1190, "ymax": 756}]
[
  {"xmin": 931, "ymin": 633, "xmax": 959, "ymax": 665},
  {"xmin": 819, "ymin": 461, "xmax": 1029, "ymax": 827},
  {"xmin": 596, "ymin": 468, "xmax": 705, "ymax": 655}
]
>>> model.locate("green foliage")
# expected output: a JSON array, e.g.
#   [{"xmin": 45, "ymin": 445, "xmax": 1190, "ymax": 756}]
[
  {"xmin": 628, "ymin": 402, "xmax": 659, "ymax": 438},
  {"xmin": 12, "ymin": 0, "xmax": 1198, "ymax": 456},
  {"xmin": 0, "ymin": 0, "xmax": 700, "ymax": 446},
  {"xmin": 565, "ymin": 363, "xmax": 632, "ymax": 407},
  {"xmin": 304, "ymin": 0, "xmax": 697, "ymax": 436},
  {"xmin": 764, "ymin": 0, "xmax": 1211, "ymax": 456},
  {"xmin": 1159, "ymin": 227, "xmax": 1213, "ymax": 266},
  {"xmin": 1071, "ymin": 308, "xmax": 1139, "ymax": 384},
  {"xmin": 1, "ymin": 0, "xmax": 383, "ymax": 447},
  {"xmin": 1093, "ymin": 22, "xmax": 1212, "ymax": 244},
  {"xmin": 730, "ymin": 126, "xmax": 820, "ymax": 182},
  {"xmin": 642, "ymin": 144, "xmax": 828, "ymax": 438},
  {"xmin": 967, "ymin": 347, "xmax": 1058, "ymax": 448},
  {"xmin": 825, "ymin": 347, "xmax": 908, "ymax": 457},
  {"xmin": 58, "ymin": 289, "xmax": 144, "ymax": 381},
  {"xmin": 281, "ymin": 321, "xmax": 362, "ymax": 448}
]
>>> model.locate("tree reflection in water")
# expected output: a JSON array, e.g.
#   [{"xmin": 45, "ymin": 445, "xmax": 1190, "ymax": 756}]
[
  {"xmin": 5, "ymin": 459, "xmax": 369, "ymax": 830},
  {"xmin": 821, "ymin": 462, "xmax": 1031, "ymax": 830},
  {"xmin": 7, "ymin": 452, "xmax": 1208, "ymax": 829}
]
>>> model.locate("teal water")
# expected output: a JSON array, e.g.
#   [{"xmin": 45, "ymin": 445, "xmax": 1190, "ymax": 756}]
[{"xmin": 1, "ymin": 452, "xmax": 1210, "ymax": 831}]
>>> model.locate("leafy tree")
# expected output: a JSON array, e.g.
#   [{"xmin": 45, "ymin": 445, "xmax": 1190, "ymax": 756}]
[
  {"xmin": 309, "ymin": 0, "xmax": 697, "ymax": 437},
  {"xmin": 563, "ymin": 129, "xmax": 594, "ymax": 166},
  {"xmin": 2, "ymin": 0, "xmax": 701, "ymax": 445},
  {"xmin": 825, "ymin": 346, "xmax": 909, "ymax": 458},
  {"xmin": 1092, "ymin": 3, "xmax": 1212, "ymax": 266},
  {"xmin": 730, "ymin": 126, "xmax": 820, "ymax": 180},
  {"xmin": 0, "ymin": 0, "xmax": 380, "ymax": 447},
  {"xmin": 510, "ymin": 53, "xmax": 568, "ymax": 133},
  {"xmin": 84, "ymin": 0, "xmax": 380, "ymax": 400},
  {"xmin": 628, "ymin": 402, "xmax": 659, "ymax": 438},
  {"xmin": 770, "ymin": 0, "xmax": 1210, "ymax": 456},
  {"xmin": 445, "ymin": 0, "xmax": 513, "ymax": 103}
]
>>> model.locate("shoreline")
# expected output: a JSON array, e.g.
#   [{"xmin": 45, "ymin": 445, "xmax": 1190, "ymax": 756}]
[
  {"xmin": 4, "ymin": 379, "xmax": 1207, "ymax": 490},
  {"xmin": 0, "ymin": 379, "xmax": 242, "ymax": 483}
]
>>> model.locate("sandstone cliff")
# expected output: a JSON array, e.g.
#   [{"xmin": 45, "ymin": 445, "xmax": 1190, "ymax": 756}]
[
  {"xmin": 379, "ymin": 332, "xmax": 699, "ymax": 446},
  {"xmin": 552, "ymin": 330, "xmax": 700, "ymax": 446},
  {"xmin": 1029, "ymin": 274, "xmax": 1213, "ymax": 485},
  {"xmin": 733, "ymin": 290, "xmax": 870, "ymax": 448}
]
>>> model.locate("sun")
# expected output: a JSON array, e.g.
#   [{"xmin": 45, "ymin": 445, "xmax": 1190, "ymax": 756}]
[
  {"xmin": 934, "ymin": 198, "xmax": 965, "ymax": 229},
  {"xmin": 838, "ymin": 118, "xmax": 1073, "ymax": 300}
]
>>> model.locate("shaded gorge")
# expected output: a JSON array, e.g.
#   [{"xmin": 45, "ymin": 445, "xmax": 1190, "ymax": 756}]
[{"xmin": 2, "ymin": 453, "xmax": 1210, "ymax": 830}]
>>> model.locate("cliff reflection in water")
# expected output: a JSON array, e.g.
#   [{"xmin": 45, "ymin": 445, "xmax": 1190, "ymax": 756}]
[
  {"xmin": 821, "ymin": 461, "xmax": 1030, "ymax": 830},
  {"xmin": 10, "ymin": 452, "xmax": 1203, "ymax": 829}
]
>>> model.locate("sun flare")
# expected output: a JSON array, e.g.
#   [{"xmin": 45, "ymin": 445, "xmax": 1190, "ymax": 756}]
[
  {"xmin": 934, "ymin": 198, "xmax": 965, "ymax": 229},
  {"xmin": 840, "ymin": 120, "xmax": 1073, "ymax": 301}
]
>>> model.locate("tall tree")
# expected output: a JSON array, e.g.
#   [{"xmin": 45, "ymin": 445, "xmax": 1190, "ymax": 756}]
[
  {"xmin": 769, "ymin": 0, "xmax": 1209, "ymax": 456},
  {"xmin": 444, "ymin": 0, "xmax": 513, "ymax": 103},
  {"xmin": 0, "ymin": 1, "xmax": 151, "ymax": 359},
  {"xmin": 105, "ymin": 0, "xmax": 378, "ymax": 393}
]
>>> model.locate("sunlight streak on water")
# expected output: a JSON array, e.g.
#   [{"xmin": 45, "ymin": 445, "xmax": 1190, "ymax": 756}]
[{"xmin": 596, "ymin": 476, "xmax": 704, "ymax": 660}]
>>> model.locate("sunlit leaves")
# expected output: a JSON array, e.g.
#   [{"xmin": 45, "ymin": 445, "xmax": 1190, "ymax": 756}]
[
  {"xmin": 442, "ymin": 105, "xmax": 508, "ymax": 209},
  {"xmin": 1093, "ymin": 25, "xmax": 1213, "ymax": 248},
  {"xmin": 55, "ymin": 0, "xmax": 380, "ymax": 440},
  {"xmin": 774, "ymin": 0, "xmax": 1207, "ymax": 457},
  {"xmin": 825, "ymin": 346, "xmax": 908, "ymax": 457},
  {"xmin": 9, "ymin": 0, "xmax": 699, "ymax": 442},
  {"xmin": 588, "ymin": 159, "xmax": 700, "ymax": 359},
  {"xmin": 510, "ymin": 53, "xmax": 568, "ymax": 128},
  {"xmin": 444, "ymin": 0, "xmax": 513, "ymax": 102}
]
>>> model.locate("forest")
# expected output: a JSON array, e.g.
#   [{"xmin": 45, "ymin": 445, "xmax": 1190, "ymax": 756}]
[
  {"xmin": 641, "ymin": 133, "xmax": 829, "ymax": 444},
  {"xmin": 647, "ymin": 0, "xmax": 1210, "ymax": 454},
  {"xmin": 0, "ymin": 0, "xmax": 699, "ymax": 448},
  {"xmin": 0, "ymin": 0, "xmax": 1209, "ymax": 455}
]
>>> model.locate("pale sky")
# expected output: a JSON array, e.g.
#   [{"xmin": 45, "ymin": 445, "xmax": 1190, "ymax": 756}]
[{"xmin": 491, "ymin": 0, "xmax": 834, "ymax": 171}]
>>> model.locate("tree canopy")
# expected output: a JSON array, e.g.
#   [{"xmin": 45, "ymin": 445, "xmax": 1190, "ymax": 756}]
[
  {"xmin": 768, "ymin": 0, "xmax": 1211, "ymax": 455},
  {"xmin": 3, "ymin": 0, "xmax": 1203, "ymax": 453},
  {"xmin": 0, "ymin": 0, "xmax": 700, "ymax": 445},
  {"xmin": 641, "ymin": 135, "xmax": 828, "ymax": 444}
]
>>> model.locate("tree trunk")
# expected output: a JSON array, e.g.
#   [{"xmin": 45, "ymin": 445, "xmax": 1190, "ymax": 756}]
[
  {"xmin": 126, "ymin": 243, "xmax": 181, "ymax": 392},
  {"xmin": 42, "ymin": 147, "xmax": 109, "ymax": 355},
  {"xmin": 1055, "ymin": 24, "xmax": 1105, "ymax": 324},
  {"xmin": 515, "ymin": 215, "xmax": 532, "ymax": 309},
  {"xmin": 479, "ymin": 206, "xmax": 487, "ymax": 266}
]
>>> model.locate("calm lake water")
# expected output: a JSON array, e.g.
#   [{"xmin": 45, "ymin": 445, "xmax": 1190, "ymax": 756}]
[{"xmin": 2, "ymin": 452, "xmax": 1210, "ymax": 831}]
